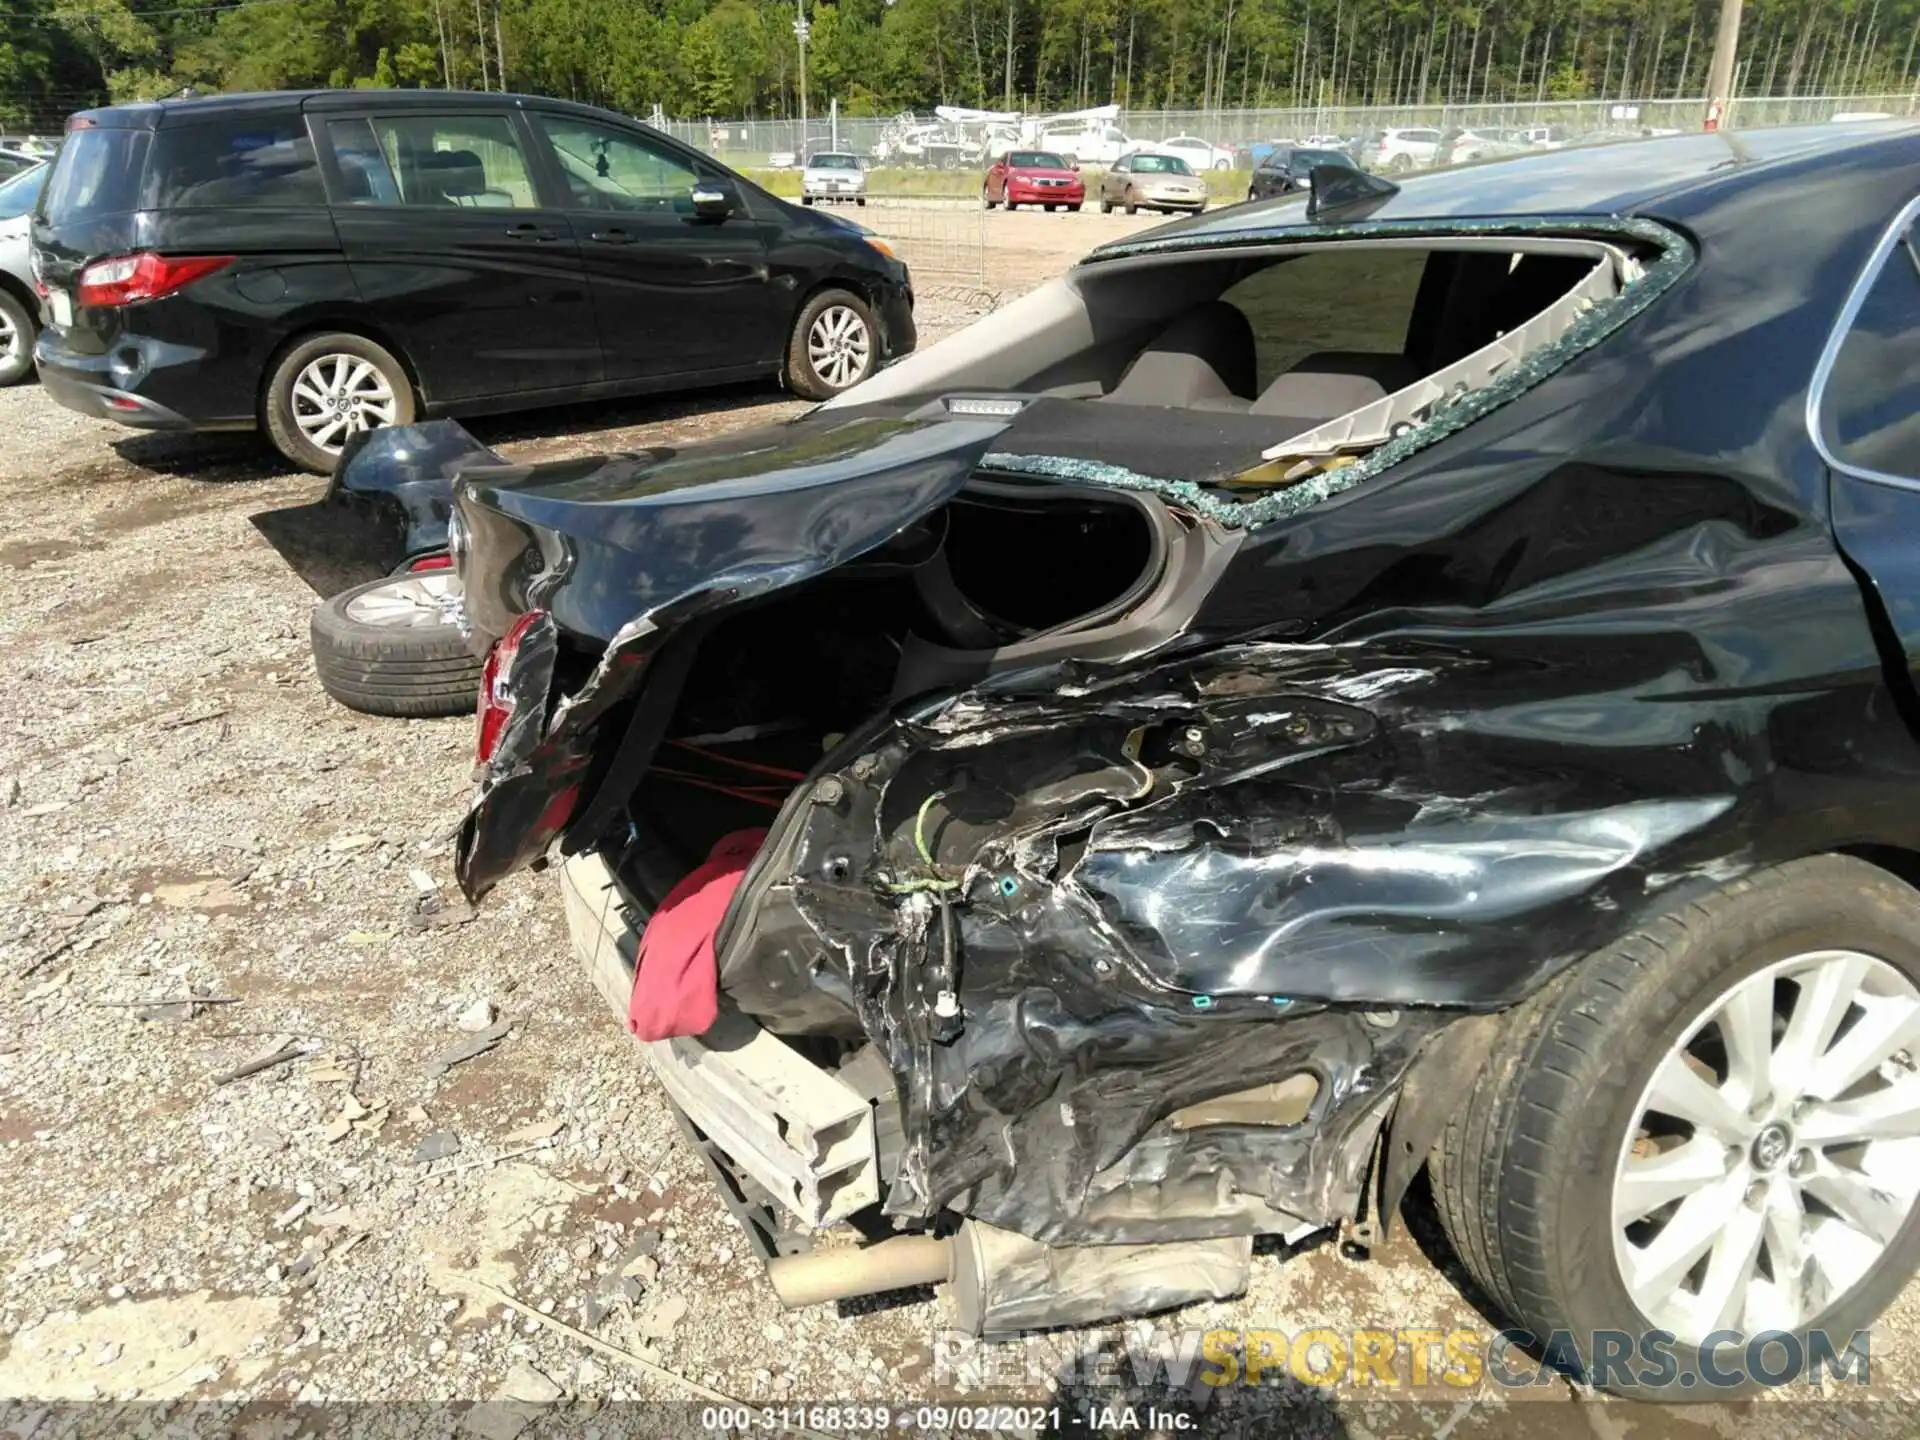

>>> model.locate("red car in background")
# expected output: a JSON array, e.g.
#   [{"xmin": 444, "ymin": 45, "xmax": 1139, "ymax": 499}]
[{"xmin": 982, "ymin": 150, "xmax": 1084, "ymax": 212}]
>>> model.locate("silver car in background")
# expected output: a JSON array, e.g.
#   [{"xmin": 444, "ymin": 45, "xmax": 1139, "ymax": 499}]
[
  {"xmin": 801, "ymin": 152, "xmax": 867, "ymax": 206},
  {"xmin": 0, "ymin": 159, "xmax": 47, "ymax": 386},
  {"xmin": 1098, "ymin": 151, "xmax": 1208, "ymax": 214}
]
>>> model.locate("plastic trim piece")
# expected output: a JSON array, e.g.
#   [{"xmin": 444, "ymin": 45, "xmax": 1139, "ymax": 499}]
[{"xmin": 1260, "ymin": 249, "xmax": 1623, "ymax": 462}]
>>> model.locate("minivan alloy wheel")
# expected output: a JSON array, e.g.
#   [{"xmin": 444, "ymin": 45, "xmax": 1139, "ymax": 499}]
[
  {"xmin": 1612, "ymin": 947, "xmax": 1920, "ymax": 1344},
  {"xmin": 291, "ymin": 352, "xmax": 398, "ymax": 453},
  {"xmin": 807, "ymin": 305, "xmax": 871, "ymax": 391}
]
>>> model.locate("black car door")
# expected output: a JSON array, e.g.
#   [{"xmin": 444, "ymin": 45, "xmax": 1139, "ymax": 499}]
[
  {"xmin": 1253, "ymin": 153, "xmax": 1287, "ymax": 199},
  {"xmin": 523, "ymin": 112, "xmax": 775, "ymax": 382},
  {"xmin": 317, "ymin": 109, "xmax": 599, "ymax": 404},
  {"xmin": 1824, "ymin": 204, "xmax": 1920, "ymax": 670}
]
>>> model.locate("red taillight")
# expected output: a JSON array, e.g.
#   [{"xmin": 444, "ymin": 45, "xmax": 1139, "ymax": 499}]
[
  {"xmin": 76, "ymin": 252, "xmax": 234, "ymax": 308},
  {"xmin": 408, "ymin": 553, "xmax": 454, "ymax": 572},
  {"xmin": 476, "ymin": 610, "xmax": 546, "ymax": 766}
]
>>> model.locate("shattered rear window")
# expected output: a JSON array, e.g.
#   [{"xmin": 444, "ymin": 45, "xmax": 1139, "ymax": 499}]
[
  {"xmin": 981, "ymin": 216, "xmax": 1692, "ymax": 531},
  {"xmin": 1221, "ymin": 248, "xmax": 1426, "ymax": 387}
]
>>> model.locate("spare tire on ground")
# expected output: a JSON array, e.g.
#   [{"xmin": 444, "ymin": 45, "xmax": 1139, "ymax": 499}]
[{"xmin": 310, "ymin": 572, "xmax": 480, "ymax": 718}]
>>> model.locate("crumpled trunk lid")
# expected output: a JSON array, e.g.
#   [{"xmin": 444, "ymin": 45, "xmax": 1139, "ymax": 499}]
[{"xmin": 452, "ymin": 413, "xmax": 1011, "ymax": 900}]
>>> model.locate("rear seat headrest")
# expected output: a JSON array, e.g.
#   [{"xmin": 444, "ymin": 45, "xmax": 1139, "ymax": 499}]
[
  {"xmin": 1101, "ymin": 301, "xmax": 1259, "ymax": 410},
  {"xmin": 1250, "ymin": 350, "xmax": 1418, "ymax": 418}
]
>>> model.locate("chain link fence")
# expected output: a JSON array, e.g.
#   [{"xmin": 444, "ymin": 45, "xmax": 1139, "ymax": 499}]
[
  {"xmin": 857, "ymin": 195, "xmax": 988, "ymax": 290},
  {"xmin": 660, "ymin": 92, "xmax": 1915, "ymax": 173}
]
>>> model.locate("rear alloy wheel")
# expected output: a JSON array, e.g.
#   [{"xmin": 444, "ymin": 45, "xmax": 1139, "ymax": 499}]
[
  {"xmin": 0, "ymin": 288, "xmax": 35, "ymax": 387},
  {"xmin": 1432, "ymin": 855, "xmax": 1920, "ymax": 1397},
  {"xmin": 787, "ymin": 288, "xmax": 878, "ymax": 399},
  {"xmin": 265, "ymin": 332, "xmax": 415, "ymax": 474},
  {"xmin": 310, "ymin": 572, "xmax": 480, "ymax": 718}
]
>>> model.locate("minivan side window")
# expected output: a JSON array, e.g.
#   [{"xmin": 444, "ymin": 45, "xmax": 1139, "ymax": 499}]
[
  {"xmin": 329, "ymin": 115, "xmax": 537, "ymax": 209},
  {"xmin": 1821, "ymin": 226, "xmax": 1920, "ymax": 479},
  {"xmin": 532, "ymin": 115, "xmax": 699, "ymax": 213},
  {"xmin": 144, "ymin": 117, "xmax": 324, "ymax": 208}
]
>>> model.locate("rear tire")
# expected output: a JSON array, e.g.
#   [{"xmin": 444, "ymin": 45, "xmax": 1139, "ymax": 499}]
[
  {"xmin": 802, "ymin": 195, "xmax": 814, "ymax": 205},
  {"xmin": 310, "ymin": 573, "xmax": 479, "ymax": 718},
  {"xmin": 786, "ymin": 287, "xmax": 878, "ymax": 400},
  {"xmin": 982, "ymin": 188, "xmax": 996, "ymax": 209},
  {"xmin": 264, "ymin": 331, "xmax": 415, "ymax": 475},
  {"xmin": 1100, "ymin": 196, "xmax": 1113, "ymax": 213},
  {"xmin": 1067, "ymin": 203, "xmax": 1082, "ymax": 213},
  {"xmin": 1432, "ymin": 855, "xmax": 1920, "ymax": 1398},
  {"xmin": 1124, "ymin": 189, "xmax": 1139, "ymax": 215},
  {"xmin": 0, "ymin": 288, "xmax": 36, "ymax": 387}
]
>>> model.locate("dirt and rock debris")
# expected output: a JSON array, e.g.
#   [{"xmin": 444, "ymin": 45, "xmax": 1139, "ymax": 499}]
[{"xmin": 0, "ymin": 212, "xmax": 1916, "ymax": 1437}]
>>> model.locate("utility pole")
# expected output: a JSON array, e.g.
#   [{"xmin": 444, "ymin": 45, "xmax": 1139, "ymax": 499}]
[
  {"xmin": 1704, "ymin": 0, "xmax": 1743, "ymax": 130},
  {"xmin": 795, "ymin": 0, "xmax": 810, "ymax": 157},
  {"xmin": 1005, "ymin": 0, "xmax": 1015, "ymax": 111}
]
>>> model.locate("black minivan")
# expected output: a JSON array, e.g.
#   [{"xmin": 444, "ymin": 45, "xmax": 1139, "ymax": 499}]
[{"xmin": 32, "ymin": 91, "xmax": 917, "ymax": 471}]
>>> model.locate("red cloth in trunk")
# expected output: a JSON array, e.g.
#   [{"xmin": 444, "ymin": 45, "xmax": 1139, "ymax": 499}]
[{"xmin": 627, "ymin": 829, "xmax": 766, "ymax": 1041}]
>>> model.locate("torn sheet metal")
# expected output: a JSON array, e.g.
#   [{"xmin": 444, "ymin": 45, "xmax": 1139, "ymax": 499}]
[{"xmin": 708, "ymin": 506, "xmax": 1920, "ymax": 1241}]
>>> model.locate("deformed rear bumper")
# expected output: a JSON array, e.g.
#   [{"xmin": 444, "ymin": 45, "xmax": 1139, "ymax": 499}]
[{"xmin": 559, "ymin": 852, "xmax": 882, "ymax": 1230}]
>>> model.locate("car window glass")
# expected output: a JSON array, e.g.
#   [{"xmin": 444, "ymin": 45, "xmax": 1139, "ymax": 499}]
[
  {"xmin": 40, "ymin": 127, "xmax": 148, "ymax": 222},
  {"xmin": 145, "ymin": 117, "xmax": 323, "ymax": 208},
  {"xmin": 0, "ymin": 162, "xmax": 46, "ymax": 220},
  {"xmin": 1221, "ymin": 248, "xmax": 1430, "ymax": 389},
  {"xmin": 324, "ymin": 118, "xmax": 403, "ymax": 204},
  {"xmin": 345, "ymin": 115, "xmax": 537, "ymax": 209},
  {"xmin": 1822, "ymin": 227, "xmax": 1920, "ymax": 477},
  {"xmin": 535, "ymin": 115, "xmax": 697, "ymax": 213}
]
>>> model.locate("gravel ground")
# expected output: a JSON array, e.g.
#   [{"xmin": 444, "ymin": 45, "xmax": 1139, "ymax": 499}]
[{"xmin": 0, "ymin": 213, "xmax": 1915, "ymax": 1438}]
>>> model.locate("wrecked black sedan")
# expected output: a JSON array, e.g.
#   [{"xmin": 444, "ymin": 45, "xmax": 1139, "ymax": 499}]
[{"xmin": 436, "ymin": 124, "xmax": 1920, "ymax": 1394}]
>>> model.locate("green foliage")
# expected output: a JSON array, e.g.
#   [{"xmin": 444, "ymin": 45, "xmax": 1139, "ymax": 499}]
[{"xmin": 3, "ymin": 0, "xmax": 1917, "ymax": 134}]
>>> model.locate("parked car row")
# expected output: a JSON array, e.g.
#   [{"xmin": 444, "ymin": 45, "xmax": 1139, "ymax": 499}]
[
  {"xmin": 0, "ymin": 157, "xmax": 47, "ymax": 386},
  {"xmin": 23, "ymin": 89, "xmax": 918, "ymax": 470}
]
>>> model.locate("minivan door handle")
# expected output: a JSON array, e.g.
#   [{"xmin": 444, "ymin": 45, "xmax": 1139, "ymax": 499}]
[
  {"xmin": 588, "ymin": 228, "xmax": 636, "ymax": 245},
  {"xmin": 506, "ymin": 222, "xmax": 560, "ymax": 241}
]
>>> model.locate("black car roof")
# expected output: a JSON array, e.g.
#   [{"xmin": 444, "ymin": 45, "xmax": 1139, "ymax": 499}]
[
  {"xmin": 67, "ymin": 89, "xmax": 645, "ymax": 130},
  {"xmin": 1103, "ymin": 122, "xmax": 1920, "ymax": 249}
]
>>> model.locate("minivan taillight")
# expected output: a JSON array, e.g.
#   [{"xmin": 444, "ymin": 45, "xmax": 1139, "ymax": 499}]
[
  {"xmin": 476, "ymin": 610, "xmax": 547, "ymax": 766},
  {"xmin": 76, "ymin": 253, "xmax": 234, "ymax": 308}
]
